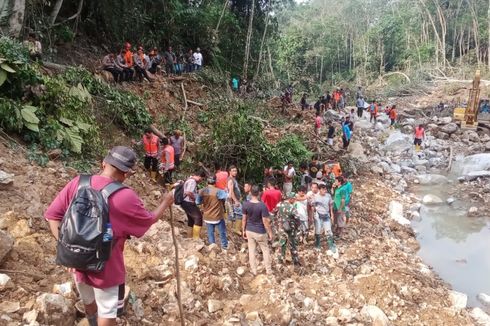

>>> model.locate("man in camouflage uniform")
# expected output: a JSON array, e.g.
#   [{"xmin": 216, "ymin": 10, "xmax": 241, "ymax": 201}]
[{"xmin": 275, "ymin": 192, "xmax": 301, "ymax": 265}]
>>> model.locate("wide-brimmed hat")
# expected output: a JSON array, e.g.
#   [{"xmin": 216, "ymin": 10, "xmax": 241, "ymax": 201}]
[{"xmin": 104, "ymin": 146, "xmax": 136, "ymax": 173}]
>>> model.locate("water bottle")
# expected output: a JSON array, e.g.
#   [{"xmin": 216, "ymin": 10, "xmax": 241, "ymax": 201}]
[{"xmin": 100, "ymin": 223, "xmax": 113, "ymax": 261}]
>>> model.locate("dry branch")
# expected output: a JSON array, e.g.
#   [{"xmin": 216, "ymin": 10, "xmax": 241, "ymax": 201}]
[
  {"xmin": 187, "ymin": 100, "xmax": 203, "ymax": 106},
  {"xmin": 168, "ymin": 207, "xmax": 185, "ymax": 326}
]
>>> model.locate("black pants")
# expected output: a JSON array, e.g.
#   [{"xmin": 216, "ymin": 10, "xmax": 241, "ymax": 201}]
[
  {"xmin": 342, "ymin": 136, "xmax": 350, "ymax": 149},
  {"xmin": 148, "ymin": 63, "xmax": 159, "ymax": 74},
  {"xmin": 104, "ymin": 68, "xmax": 122, "ymax": 82},
  {"xmin": 135, "ymin": 66, "xmax": 151, "ymax": 81},
  {"xmin": 357, "ymin": 107, "xmax": 363, "ymax": 118},
  {"xmin": 163, "ymin": 169, "xmax": 173, "ymax": 184},
  {"xmin": 144, "ymin": 156, "xmax": 158, "ymax": 172},
  {"xmin": 181, "ymin": 202, "xmax": 203, "ymax": 227},
  {"xmin": 174, "ymin": 153, "xmax": 181, "ymax": 169},
  {"xmin": 121, "ymin": 68, "xmax": 134, "ymax": 81}
]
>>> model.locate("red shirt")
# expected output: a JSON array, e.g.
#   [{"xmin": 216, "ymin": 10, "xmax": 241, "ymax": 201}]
[
  {"xmin": 44, "ymin": 175, "xmax": 155, "ymax": 288},
  {"xmin": 261, "ymin": 188, "xmax": 282, "ymax": 213},
  {"xmin": 315, "ymin": 116, "xmax": 322, "ymax": 129},
  {"xmin": 215, "ymin": 171, "xmax": 229, "ymax": 190}
]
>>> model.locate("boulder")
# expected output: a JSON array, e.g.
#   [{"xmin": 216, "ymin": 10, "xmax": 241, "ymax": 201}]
[
  {"xmin": 35, "ymin": 293, "xmax": 75, "ymax": 326},
  {"xmin": 464, "ymin": 170, "xmax": 490, "ymax": 181},
  {"xmin": 184, "ymin": 255, "xmax": 199, "ymax": 271},
  {"xmin": 440, "ymin": 123, "xmax": 458, "ymax": 134},
  {"xmin": 0, "ymin": 273, "xmax": 12, "ymax": 290},
  {"xmin": 0, "ymin": 170, "xmax": 13, "ymax": 188},
  {"xmin": 485, "ymin": 141, "xmax": 490, "ymax": 151},
  {"xmin": 416, "ymin": 174, "xmax": 449, "ymax": 185},
  {"xmin": 463, "ymin": 130, "xmax": 480, "ymax": 142},
  {"xmin": 0, "ymin": 301, "xmax": 20, "ymax": 313},
  {"xmin": 446, "ymin": 197, "xmax": 455, "ymax": 205},
  {"xmin": 468, "ymin": 207, "xmax": 479, "ymax": 216},
  {"xmin": 436, "ymin": 131, "xmax": 450, "ymax": 140},
  {"xmin": 347, "ymin": 142, "xmax": 366, "ymax": 160},
  {"xmin": 458, "ymin": 153, "xmax": 490, "ymax": 175},
  {"xmin": 422, "ymin": 194, "xmax": 444, "ymax": 205},
  {"xmin": 448, "ymin": 290, "xmax": 467, "ymax": 310},
  {"xmin": 477, "ymin": 293, "xmax": 490, "ymax": 309},
  {"xmin": 0, "ymin": 230, "xmax": 13, "ymax": 264},
  {"xmin": 388, "ymin": 201, "xmax": 410, "ymax": 226},
  {"xmin": 383, "ymin": 131, "xmax": 412, "ymax": 153},
  {"xmin": 438, "ymin": 117, "xmax": 453, "ymax": 124},
  {"xmin": 360, "ymin": 305, "xmax": 390, "ymax": 326},
  {"xmin": 470, "ymin": 307, "xmax": 490, "ymax": 325}
]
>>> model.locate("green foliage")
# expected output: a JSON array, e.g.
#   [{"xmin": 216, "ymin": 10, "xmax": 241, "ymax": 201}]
[
  {"xmin": 197, "ymin": 104, "xmax": 311, "ymax": 183},
  {"xmin": 62, "ymin": 67, "xmax": 152, "ymax": 136},
  {"xmin": 0, "ymin": 37, "xmax": 39, "ymax": 99},
  {"xmin": 54, "ymin": 25, "xmax": 75, "ymax": 43}
]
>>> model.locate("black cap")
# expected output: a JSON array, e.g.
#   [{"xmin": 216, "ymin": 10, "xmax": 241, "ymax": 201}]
[{"xmin": 104, "ymin": 146, "xmax": 136, "ymax": 172}]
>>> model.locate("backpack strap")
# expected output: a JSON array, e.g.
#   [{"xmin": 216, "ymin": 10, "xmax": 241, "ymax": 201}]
[
  {"xmin": 78, "ymin": 174, "xmax": 91, "ymax": 191},
  {"xmin": 101, "ymin": 182, "xmax": 126, "ymax": 202}
]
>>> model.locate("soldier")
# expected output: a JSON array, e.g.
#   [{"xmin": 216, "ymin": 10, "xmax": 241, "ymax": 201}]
[{"xmin": 276, "ymin": 192, "xmax": 301, "ymax": 266}]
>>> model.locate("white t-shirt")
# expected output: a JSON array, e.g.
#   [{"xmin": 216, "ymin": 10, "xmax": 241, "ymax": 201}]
[
  {"xmin": 283, "ymin": 166, "xmax": 295, "ymax": 183},
  {"xmin": 183, "ymin": 178, "xmax": 197, "ymax": 203},
  {"xmin": 294, "ymin": 199, "xmax": 308, "ymax": 221},
  {"xmin": 193, "ymin": 52, "xmax": 203, "ymax": 66}
]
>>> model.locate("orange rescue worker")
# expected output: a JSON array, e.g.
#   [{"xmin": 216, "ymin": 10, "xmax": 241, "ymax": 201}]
[
  {"xmin": 334, "ymin": 88, "xmax": 341, "ymax": 110},
  {"xmin": 414, "ymin": 124, "xmax": 425, "ymax": 152},
  {"xmin": 124, "ymin": 42, "xmax": 134, "ymax": 68},
  {"xmin": 331, "ymin": 162, "xmax": 342, "ymax": 178},
  {"xmin": 369, "ymin": 101, "xmax": 378, "ymax": 124},
  {"xmin": 215, "ymin": 162, "xmax": 229, "ymax": 190},
  {"xmin": 160, "ymin": 137, "xmax": 175, "ymax": 186},
  {"xmin": 389, "ymin": 105, "xmax": 397, "ymax": 128},
  {"xmin": 132, "ymin": 128, "xmax": 160, "ymax": 180}
]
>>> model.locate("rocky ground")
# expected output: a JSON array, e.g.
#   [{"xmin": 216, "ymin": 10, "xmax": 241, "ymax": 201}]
[{"xmin": 1, "ymin": 78, "xmax": 490, "ymax": 325}]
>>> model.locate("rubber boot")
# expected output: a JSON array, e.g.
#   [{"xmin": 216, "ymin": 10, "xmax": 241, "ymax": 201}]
[
  {"xmin": 234, "ymin": 219, "xmax": 243, "ymax": 236},
  {"xmin": 314, "ymin": 234, "xmax": 321, "ymax": 249},
  {"xmin": 186, "ymin": 227, "xmax": 193, "ymax": 238},
  {"xmin": 150, "ymin": 171, "xmax": 157, "ymax": 181},
  {"xmin": 327, "ymin": 235, "xmax": 337, "ymax": 253},
  {"xmin": 192, "ymin": 225, "xmax": 202, "ymax": 240},
  {"xmin": 415, "ymin": 144, "xmax": 420, "ymax": 152}
]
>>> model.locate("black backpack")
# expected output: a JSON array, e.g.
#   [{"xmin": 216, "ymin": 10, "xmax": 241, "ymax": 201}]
[
  {"xmin": 173, "ymin": 180, "xmax": 186, "ymax": 205},
  {"xmin": 56, "ymin": 175, "xmax": 126, "ymax": 272}
]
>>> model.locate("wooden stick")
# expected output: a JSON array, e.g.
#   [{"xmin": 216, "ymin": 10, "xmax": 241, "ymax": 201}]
[
  {"xmin": 150, "ymin": 124, "xmax": 165, "ymax": 139},
  {"xmin": 446, "ymin": 145, "xmax": 453, "ymax": 172},
  {"xmin": 187, "ymin": 100, "xmax": 203, "ymax": 107},
  {"xmin": 168, "ymin": 207, "xmax": 185, "ymax": 326},
  {"xmin": 181, "ymin": 82, "xmax": 189, "ymax": 122}
]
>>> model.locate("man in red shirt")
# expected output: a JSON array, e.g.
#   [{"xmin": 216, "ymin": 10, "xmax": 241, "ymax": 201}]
[
  {"xmin": 261, "ymin": 179, "xmax": 282, "ymax": 213},
  {"xmin": 45, "ymin": 146, "xmax": 173, "ymax": 326}
]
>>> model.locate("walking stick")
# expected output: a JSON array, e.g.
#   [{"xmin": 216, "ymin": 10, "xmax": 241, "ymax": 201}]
[{"xmin": 169, "ymin": 206, "xmax": 185, "ymax": 326}]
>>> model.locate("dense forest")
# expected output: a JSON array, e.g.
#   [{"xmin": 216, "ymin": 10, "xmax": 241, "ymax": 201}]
[{"xmin": 1, "ymin": 0, "xmax": 490, "ymax": 85}]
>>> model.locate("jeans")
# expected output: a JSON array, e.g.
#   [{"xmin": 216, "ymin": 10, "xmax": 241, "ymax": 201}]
[
  {"xmin": 206, "ymin": 219, "xmax": 228, "ymax": 249},
  {"xmin": 246, "ymin": 230, "xmax": 271, "ymax": 274},
  {"xmin": 314, "ymin": 213, "xmax": 333, "ymax": 236},
  {"xmin": 193, "ymin": 64, "xmax": 202, "ymax": 71}
]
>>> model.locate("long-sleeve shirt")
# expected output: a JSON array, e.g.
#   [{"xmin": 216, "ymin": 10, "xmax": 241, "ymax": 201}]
[
  {"xmin": 356, "ymin": 98, "xmax": 365, "ymax": 108},
  {"xmin": 102, "ymin": 55, "xmax": 116, "ymax": 69},
  {"xmin": 116, "ymin": 55, "xmax": 128, "ymax": 69},
  {"xmin": 342, "ymin": 123, "xmax": 352, "ymax": 140}
]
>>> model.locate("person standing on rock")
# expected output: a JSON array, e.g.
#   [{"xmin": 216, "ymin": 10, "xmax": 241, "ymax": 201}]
[
  {"xmin": 196, "ymin": 177, "xmax": 228, "ymax": 249},
  {"xmin": 299, "ymin": 162, "xmax": 312, "ymax": 191},
  {"xmin": 242, "ymin": 185, "xmax": 273, "ymax": 275},
  {"xmin": 193, "ymin": 47, "xmax": 203, "ymax": 71},
  {"xmin": 159, "ymin": 137, "xmax": 175, "ymax": 187},
  {"xmin": 295, "ymin": 186, "xmax": 309, "ymax": 244},
  {"xmin": 342, "ymin": 117, "xmax": 352, "ymax": 150},
  {"xmin": 355, "ymin": 86, "xmax": 363, "ymax": 100},
  {"xmin": 414, "ymin": 124, "xmax": 425, "ymax": 152},
  {"xmin": 356, "ymin": 97, "xmax": 365, "ymax": 118},
  {"xmin": 276, "ymin": 193, "xmax": 301, "ymax": 265},
  {"xmin": 369, "ymin": 100, "xmax": 378, "ymax": 124},
  {"xmin": 333, "ymin": 176, "xmax": 348, "ymax": 237},
  {"xmin": 45, "ymin": 146, "xmax": 174, "ymax": 326},
  {"xmin": 283, "ymin": 162, "xmax": 295, "ymax": 195},
  {"xmin": 389, "ymin": 105, "xmax": 397, "ymax": 129},
  {"xmin": 315, "ymin": 113, "xmax": 323, "ymax": 135},
  {"xmin": 132, "ymin": 128, "xmax": 160, "ymax": 181},
  {"xmin": 183, "ymin": 170, "xmax": 207, "ymax": 239},
  {"xmin": 326, "ymin": 121, "xmax": 335, "ymax": 146},
  {"xmin": 261, "ymin": 179, "xmax": 283, "ymax": 234},
  {"xmin": 312, "ymin": 184, "xmax": 337, "ymax": 256},
  {"xmin": 170, "ymin": 130, "xmax": 184, "ymax": 170},
  {"xmin": 227, "ymin": 165, "xmax": 243, "ymax": 235}
]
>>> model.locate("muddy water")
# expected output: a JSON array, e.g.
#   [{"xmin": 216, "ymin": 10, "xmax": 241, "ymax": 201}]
[{"xmin": 412, "ymin": 182, "xmax": 490, "ymax": 308}]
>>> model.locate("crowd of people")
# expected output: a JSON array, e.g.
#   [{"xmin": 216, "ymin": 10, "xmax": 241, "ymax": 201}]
[{"xmin": 102, "ymin": 43, "xmax": 204, "ymax": 82}]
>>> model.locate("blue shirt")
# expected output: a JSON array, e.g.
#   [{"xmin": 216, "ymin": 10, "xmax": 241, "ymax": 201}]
[
  {"xmin": 356, "ymin": 98, "xmax": 364, "ymax": 108},
  {"xmin": 232, "ymin": 78, "xmax": 239, "ymax": 90},
  {"xmin": 342, "ymin": 123, "xmax": 351, "ymax": 140}
]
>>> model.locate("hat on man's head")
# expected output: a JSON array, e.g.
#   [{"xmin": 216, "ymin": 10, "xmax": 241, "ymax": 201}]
[{"xmin": 104, "ymin": 146, "xmax": 137, "ymax": 173}]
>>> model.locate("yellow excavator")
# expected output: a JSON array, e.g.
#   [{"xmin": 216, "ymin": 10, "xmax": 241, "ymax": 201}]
[{"xmin": 453, "ymin": 70, "xmax": 481, "ymax": 129}]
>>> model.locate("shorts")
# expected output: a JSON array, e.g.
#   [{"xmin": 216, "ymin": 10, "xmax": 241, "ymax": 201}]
[
  {"xmin": 414, "ymin": 138, "xmax": 422, "ymax": 146},
  {"xmin": 181, "ymin": 201, "xmax": 203, "ymax": 227},
  {"xmin": 76, "ymin": 282, "xmax": 125, "ymax": 318},
  {"xmin": 335, "ymin": 210, "xmax": 346, "ymax": 228}
]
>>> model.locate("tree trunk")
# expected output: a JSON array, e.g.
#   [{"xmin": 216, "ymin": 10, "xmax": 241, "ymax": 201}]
[
  {"xmin": 267, "ymin": 46, "xmax": 275, "ymax": 79},
  {"xmin": 488, "ymin": 0, "xmax": 490, "ymax": 68},
  {"xmin": 3, "ymin": 0, "xmax": 26, "ymax": 38},
  {"xmin": 50, "ymin": 0, "xmax": 64, "ymax": 26},
  {"xmin": 253, "ymin": 12, "xmax": 269, "ymax": 81},
  {"xmin": 242, "ymin": 0, "xmax": 255, "ymax": 79}
]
